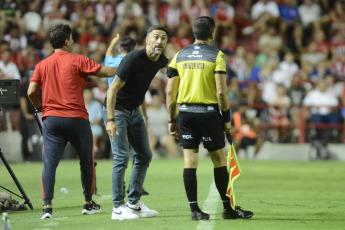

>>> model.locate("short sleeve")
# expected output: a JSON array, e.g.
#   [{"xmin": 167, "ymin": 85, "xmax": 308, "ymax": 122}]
[
  {"xmin": 30, "ymin": 63, "xmax": 42, "ymax": 84},
  {"xmin": 115, "ymin": 53, "xmax": 135, "ymax": 82},
  {"xmin": 78, "ymin": 55, "xmax": 102, "ymax": 75},
  {"xmin": 215, "ymin": 51, "xmax": 226, "ymax": 74},
  {"xmin": 104, "ymin": 55, "xmax": 116, "ymax": 67}
]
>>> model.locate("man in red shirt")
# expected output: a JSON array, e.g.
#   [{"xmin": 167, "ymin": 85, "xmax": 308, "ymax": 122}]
[{"xmin": 27, "ymin": 24, "xmax": 117, "ymax": 219}]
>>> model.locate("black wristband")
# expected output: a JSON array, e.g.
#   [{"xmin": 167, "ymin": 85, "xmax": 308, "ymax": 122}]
[
  {"xmin": 36, "ymin": 105, "xmax": 42, "ymax": 112},
  {"xmin": 221, "ymin": 109, "xmax": 231, "ymax": 123},
  {"xmin": 168, "ymin": 119, "xmax": 176, "ymax": 124},
  {"xmin": 107, "ymin": 118, "xmax": 115, "ymax": 122}
]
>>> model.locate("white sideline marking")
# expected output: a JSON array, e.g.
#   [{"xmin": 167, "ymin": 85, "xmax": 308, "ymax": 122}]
[
  {"xmin": 43, "ymin": 222, "xmax": 59, "ymax": 227},
  {"xmin": 197, "ymin": 181, "xmax": 218, "ymax": 230},
  {"xmin": 97, "ymin": 194, "xmax": 112, "ymax": 202},
  {"xmin": 40, "ymin": 217, "xmax": 68, "ymax": 229}
]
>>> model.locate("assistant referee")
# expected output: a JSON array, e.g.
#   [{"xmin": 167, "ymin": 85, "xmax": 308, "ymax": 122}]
[{"xmin": 166, "ymin": 16, "xmax": 253, "ymax": 220}]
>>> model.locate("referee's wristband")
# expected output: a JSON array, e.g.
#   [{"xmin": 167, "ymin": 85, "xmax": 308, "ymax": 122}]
[
  {"xmin": 168, "ymin": 119, "xmax": 176, "ymax": 124},
  {"xmin": 107, "ymin": 118, "xmax": 115, "ymax": 122},
  {"xmin": 221, "ymin": 109, "xmax": 231, "ymax": 123}
]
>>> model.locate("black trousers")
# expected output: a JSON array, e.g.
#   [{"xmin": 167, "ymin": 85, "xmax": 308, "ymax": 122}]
[{"xmin": 41, "ymin": 116, "xmax": 94, "ymax": 205}]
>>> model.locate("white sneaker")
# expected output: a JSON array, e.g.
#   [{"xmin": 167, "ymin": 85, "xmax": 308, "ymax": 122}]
[
  {"xmin": 111, "ymin": 204, "xmax": 140, "ymax": 220},
  {"xmin": 126, "ymin": 200, "xmax": 158, "ymax": 218}
]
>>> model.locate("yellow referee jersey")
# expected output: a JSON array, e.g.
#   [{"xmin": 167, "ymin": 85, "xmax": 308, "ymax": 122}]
[{"xmin": 167, "ymin": 44, "xmax": 227, "ymax": 104}]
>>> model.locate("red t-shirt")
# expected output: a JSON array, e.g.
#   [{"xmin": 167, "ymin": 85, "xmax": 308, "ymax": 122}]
[{"xmin": 30, "ymin": 51, "xmax": 102, "ymax": 120}]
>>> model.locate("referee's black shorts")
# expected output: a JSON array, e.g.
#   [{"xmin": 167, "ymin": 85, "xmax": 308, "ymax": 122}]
[{"xmin": 177, "ymin": 104, "xmax": 225, "ymax": 151}]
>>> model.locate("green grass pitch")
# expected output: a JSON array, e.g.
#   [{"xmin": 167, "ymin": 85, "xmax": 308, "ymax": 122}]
[{"xmin": 1, "ymin": 158, "xmax": 344, "ymax": 230}]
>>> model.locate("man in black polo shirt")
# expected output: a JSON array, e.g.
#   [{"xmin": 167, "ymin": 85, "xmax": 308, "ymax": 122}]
[
  {"xmin": 166, "ymin": 16, "xmax": 253, "ymax": 220},
  {"xmin": 104, "ymin": 25, "xmax": 168, "ymax": 220}
]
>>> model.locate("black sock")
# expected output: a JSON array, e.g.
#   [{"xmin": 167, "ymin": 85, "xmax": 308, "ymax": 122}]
[
  {"xmin": 214, "ymin": 166, "xmax": 232, "ymax": 210},
  {"xmin": 183, "ymin": 168, "xmax": 200, "ymax": 212}
]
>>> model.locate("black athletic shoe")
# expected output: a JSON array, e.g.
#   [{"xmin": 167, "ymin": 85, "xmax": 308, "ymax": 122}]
[
  {"xmin": 82, "ymin": 201, "xmax": 101, "ymax": 214},
  {"xmin": 40, "ymin": 208, "xmax": 53, "ymax": 219},
  {"xmin": 191, "ymin": 210, "xmax": 210, "ymax": 220},
  {"xmin": 222, "ymin": 206, "xmax": 253, "ymax": 219}
]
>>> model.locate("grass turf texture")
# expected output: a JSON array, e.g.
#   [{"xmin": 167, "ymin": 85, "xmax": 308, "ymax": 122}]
[{"xmin": 0, "ymin": 158, "xmax": 344, "ymax": 230}]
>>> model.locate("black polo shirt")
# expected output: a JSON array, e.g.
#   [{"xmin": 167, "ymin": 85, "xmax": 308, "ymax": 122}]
[{"xmin": 104, "ymin": 48, "xmax": 168, "ymax": 109}]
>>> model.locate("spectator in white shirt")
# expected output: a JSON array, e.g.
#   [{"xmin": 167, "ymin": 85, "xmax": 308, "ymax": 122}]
[
  {"xmin": 251, "ymin": 0, "xmax": 280, "ymax": 33},
  {"xmin": 0, "ymin": 49, "xmax": 21, "ymax": 80},
  {"xmin": 303, "ymin": 79, "xmax": 339, "ymax": 116},
  {"xmin": 268, "ymin": 84, "xmax": 291, "ymax": 142},
  {"xmin": 303, "ymin": 78, "xmax": 340, "ymax": 148},
  {"xmin": 251, "ymin": 0, "xmax": 280, "ymax": 20},
  {"xmin": 298, "ymin": 0, "xmax": 321, "ymax": 29},
  {"xmin": 260, "ymin": 56, "xmax": 280, "ymax": 103},
  {"xmin": 301, "ymin": 41, "xmax": 325, "ymax": 72},
  {"xmin": 3, "ymin": 24, "xmax": 27, "ymax": 53},
  {"xmin": 261, "ymin": 55, "xmax": 293, "ymax": 101},
  {"xmin": 258, "ymin": 21, "xmax": 283, "ymax": 53},
  {"xmin": 279, "ymin": 51, "xmax": 299, "ymax": 88},
  {"xmin": 298, "ymin": 0, "xmax": 328, "ymax": 43}
]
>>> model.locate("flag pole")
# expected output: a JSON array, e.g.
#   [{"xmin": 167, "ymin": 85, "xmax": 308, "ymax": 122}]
[{"xmin": 225, "ymin": 133, "xmax": 241, "ymax": 210}]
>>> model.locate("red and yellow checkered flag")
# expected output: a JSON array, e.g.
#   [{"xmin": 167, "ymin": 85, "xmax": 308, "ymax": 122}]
[{"xmin": 226, "ymin": 133, "xmax": 241, "ymax": 210}]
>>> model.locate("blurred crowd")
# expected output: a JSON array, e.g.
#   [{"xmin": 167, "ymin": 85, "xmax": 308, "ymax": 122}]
[{"xmin": 1, "ymin": 0, "xmax": 345, "ymax": 161}]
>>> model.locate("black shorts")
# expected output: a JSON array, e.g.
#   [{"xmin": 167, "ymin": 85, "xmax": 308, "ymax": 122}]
[
  {"xmin": 241, "ymin": 137, "xmax": 257, "ymax": 148},
  {"xmin": 177, "ymin": 104, "xmax": 225, "ymax": 151}
]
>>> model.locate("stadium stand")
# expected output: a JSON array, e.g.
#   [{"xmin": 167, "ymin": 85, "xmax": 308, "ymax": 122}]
[{"xmin": 0, "ymin": 0, "xmax": 344, "ymax": 161}]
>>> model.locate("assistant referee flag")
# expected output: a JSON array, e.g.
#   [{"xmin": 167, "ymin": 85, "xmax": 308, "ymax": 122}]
[{"xmin": 226, "ymin": 133, "xmax": 241, "ymax": 210}]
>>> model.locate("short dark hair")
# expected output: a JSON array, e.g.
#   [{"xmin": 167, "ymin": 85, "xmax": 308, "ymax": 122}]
[
  {"xmin": 49, "ymin": 24, "xmax": 72, "ymax": 49},
  {"xmin": 119, "ymin": 36, "xmax": 136, "ymax": 53},
  {"xmin": 147, "ymin": 25, "xmax": 168, "ymax": 36},
  {"xmin": 192, "ymin": 16, "xmax": 215, "ymax": 40}
]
